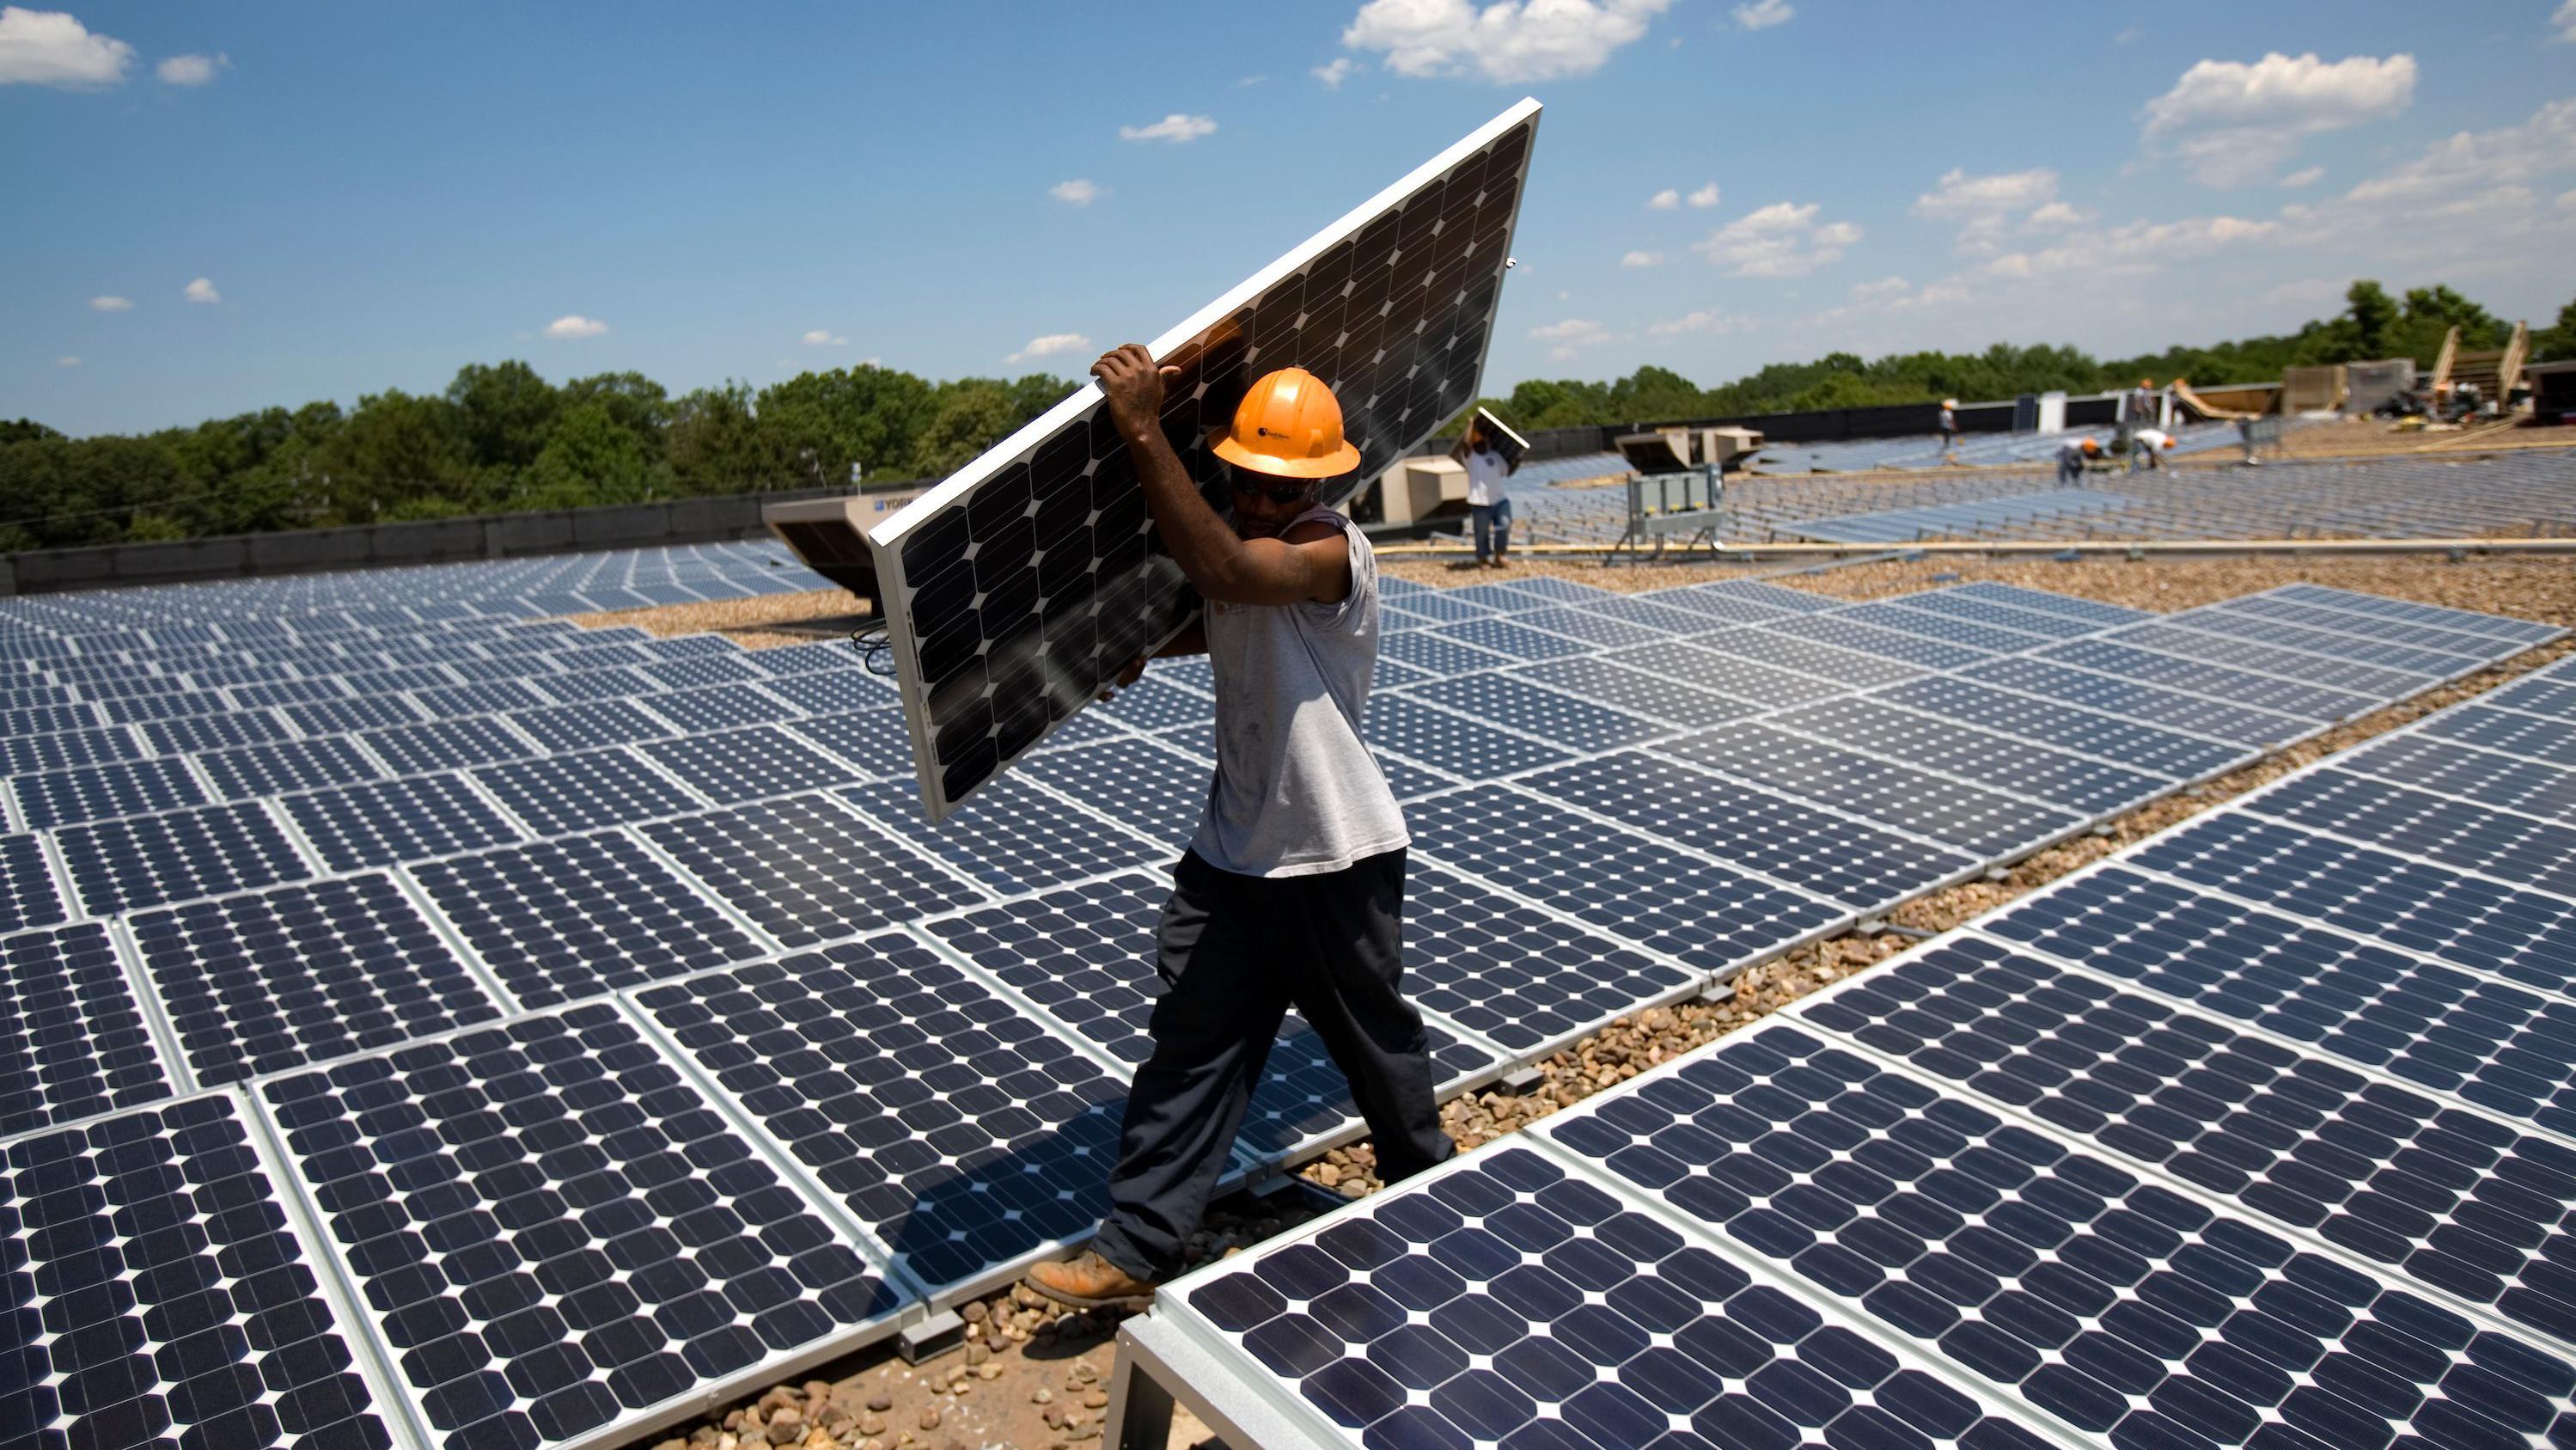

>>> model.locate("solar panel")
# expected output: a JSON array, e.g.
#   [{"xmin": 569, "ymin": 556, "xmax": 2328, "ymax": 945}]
[
  {"xmin": 1872, "ymin": 674, "xmax": 2250, "ymax": 780},
  {"xmin": 1659, "ymin": 723, "xmax": 2084, "ymax": 858},
  {"xmin": 1764, "ymin": 697, "xmax": 2173, "ymax": 817},
  {"xmin": 2244, "ymin": 768, "xmax": 2576, "ymax": 896},
  {"xmin": 1535, "ymin": 1025, "xmax": 2576, "ymax": 1450},
  {"xmin": 2108, "ymin": 621, "xmax": 2436, "ymax": 697},
  {"xmin": 1401, "ymin": 672, "xmax": 1667, "ymax": 751},
  {"xmin": 1361, "ymin": 693, "xmax": 1577, "ymax": 777},
  {"xmin": 0, "ymin": 1092, "xmax": 400, "ymax": 1450},
  {"xmin": 868, "ymin": 99, "xmax": 1540, "ymax": 819},
  {"xmin": 840, "ymin": 775, "xmax": 1164, "ymax": 896},
  {"xmin": 362, "ymin": 716, "xmax": 542, "ymax": 774},
  {"xmin": 56, "ymin": 801, "xmax": 312, "ymax": 915},
  {"xmin": 0, "ymin": 829, "xmax": 68, "ymax": 933},
  {"xmin": 513, "ymin": 699, "xmax": 673, "ymax": 752},
  {"xmin": 15, "ymin": 756, "xmax": 208, "ymax": 829},
  {"xmin": 2036, "ymin": 639, "xmax": 2377, "ymax": 721},
  {"xmin": 638, "ymin": 725, "xmax": 854, "ymax": 804},
  {"xmin": 1400, "ymin": 862, "xmax": 1694, "ymax": 1055},
  {"xmin": 130, "ymin": 874, "xmax": 503, "ymax": 1086},
  {"xmin": 1691, "ymin": 627, "xmax": 1926, "ymax": 688},
  {"xmin": 2339, "ymin": 730, "xmax": 2576, "ymax": 822},
  {"xmin": 2418, "ymin": 705, "xmax": 2576, "ymax": 768},
  {"xmin": 1016, "ymin": 732, "xmax": 1212, "ymax": 847},
  {"xmin": 1509, "ymin": 655, "xmax": 1765, "ymax": 729},
  {"xmin": 1603, "ymin": 637, "xmax": 1851, "ymax": 708},
  {"xmin": 1835, "ymin": 601, "xmax": 2054, "ymax": 654},
  {"xmin": 1959, "ymin": 656, "xmax": 2314, "ymax": 746},
  {"xmin": 637, "ymin": 792, "xmax": 983, "ymax": 946},
  {"xmin": 632, "ymin": 933, "xmax": 1128, "ymax": 1300},
  {"xmin": 0, "ymin": 921, "xmax": 171, "ymax": 1134},
  {"xmin": 198, "ymin": 736, "xmax": 386, "ymax": 800},
  {"xmin": 1503, "ymin": 605, "xmax": 1664, "ymax": 650},
  {"xmin": 281, "ymin": 775, "xmax": 524, "ymax": 872},
  {"xmin": 258, "ymin": 1002, "xmax": 906, "ymax": 1450},
  {"xmin": 1761, "ymin": 614, "xmax": 1994, "ymax": 671},
  {"xmin": 2166, "ymin": 608, "xmax": 2481, "ymax": 676}
]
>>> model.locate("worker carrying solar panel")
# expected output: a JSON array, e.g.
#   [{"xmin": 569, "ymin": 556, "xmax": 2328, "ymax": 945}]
[{"xmin": 1022, "ymin": 346, "xmax": 1456, "ymax": 1312}]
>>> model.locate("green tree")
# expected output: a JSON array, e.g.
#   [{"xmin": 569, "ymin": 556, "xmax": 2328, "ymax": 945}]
[
  {"xmin": 668, "ymin": 382, "xmax": 766, "ymax": 493},
  {"xmin": 314, "ymin": 389, "xmax": 473, "ymax": 523},
  {"xmin": 522, "ymin": 401, "xmax": 659, "ymax": 508},
  {"xmin": 757, "ymin": 365, "xmax": 938, "ymax": 486},
  {"xmin": 909, "ymin": 380, "xmax": 1022, "ymax": 479},
  {"xmin": 2342, "ymin": 280, "xmax": 2397, "ymax": 358},
  {"xmin": 2532, "ymin": 297, "xmax": 2576, "ymax": 363},
  {"xmin": 561, "ymin": 371, "xmax": 672, "ymax": 443},
  {"xmin": 445, "ymin": 361, "xmax": 562, "ymax": 472}
]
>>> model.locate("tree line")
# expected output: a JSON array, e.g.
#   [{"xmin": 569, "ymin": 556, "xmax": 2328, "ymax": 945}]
[{"xmin": 6, "ymin": 280, "xmax": 2570, "ymax": 553}]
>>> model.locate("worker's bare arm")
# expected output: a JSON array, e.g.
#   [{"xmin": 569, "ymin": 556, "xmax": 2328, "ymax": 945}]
[{"xmin": 1092, "ymin": 345, "xmax": 1352, "ymax": 608}]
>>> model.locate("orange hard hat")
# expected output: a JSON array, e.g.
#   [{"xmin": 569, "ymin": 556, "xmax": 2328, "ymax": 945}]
[
  {"xmin": 1211, "ymin": 367, "xmax": 1363, "ymax": 480},
  {"xmin": 2081, "ymin": 438, "xmax": 2101, "ymax": 455},
  {"xmin": 2140, "ymin": 378, "xmax": 2154, "ymax": 389}
]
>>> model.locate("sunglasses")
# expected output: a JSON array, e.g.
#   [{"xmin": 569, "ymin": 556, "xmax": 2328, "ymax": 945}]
[{"xmin": 1232, "ymin": 479, "xmax": 1318, "ymax": 506}]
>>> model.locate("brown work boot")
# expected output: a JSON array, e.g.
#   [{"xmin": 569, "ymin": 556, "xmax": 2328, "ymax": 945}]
[{"xmin": 1024, "ymin": 1250, "xmax": 1160, "ymax": 1311}]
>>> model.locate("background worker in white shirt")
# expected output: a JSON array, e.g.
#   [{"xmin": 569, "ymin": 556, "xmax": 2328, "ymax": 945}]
[
  {"xmin": 2129, "ymin": 426, "xmax": 2175, "ymax": 472},
  {"xmin": 1453, "ymin": 418, "xmax": 1519, "ymax": 568}
]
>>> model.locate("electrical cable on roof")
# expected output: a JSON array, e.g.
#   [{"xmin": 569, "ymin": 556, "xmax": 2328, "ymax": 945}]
[{"xmin": 848, "ymin": 620, "xmax": 898, "ymax": 676}]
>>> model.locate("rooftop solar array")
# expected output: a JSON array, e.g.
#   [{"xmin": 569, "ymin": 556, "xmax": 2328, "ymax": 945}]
[
  {"xmin": 1127, "ymin": 645, "xmax": 2576, "ymax": 1450},
  {"xmin": 0, "ymin": 551, "xmax": 2557, "ymax": 1450}
]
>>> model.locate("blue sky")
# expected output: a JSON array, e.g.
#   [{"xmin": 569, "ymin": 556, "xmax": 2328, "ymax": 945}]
[{"xmin": 8, "ymin": 0, "xmax": 2573, "ymax": 437}]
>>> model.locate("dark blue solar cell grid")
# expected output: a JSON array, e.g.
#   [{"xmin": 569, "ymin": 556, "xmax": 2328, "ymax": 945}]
[
  {"xmin": 0, "ymin": 921, "xmax": 169, "ymax": 1133},
  {"xmin": 0, "ymin": 722, "xmax": 143, "ymax": 780},
  {"xmin": 441, "ymin": 655, "xmax": 555, "ymax": 685},
  {"xmin": 760, "ymin": 668, "xmax": 900, "ymax": 717},
  {"xmin": 259, "ymin": 1004, "xmax": 902, "ymax": 1450},
  {"xmin": 2419, "ymin": 705, "xmax": 2576, "ymax": 770},
  {"xmin": 1763, "ymin": 614, "xmax": 1996, "ymax": 671},
  {"xmin": 1404, "ymin": 788, "xmax": 1847, "ymax": 974},
  {"xmin": 639, "ymin": 652, "xmax": 763, "ymax": 689},
  {"xmin": 360, "ymin": 716, "xmax": 542, "ymax": 774},
  {"xmin": 1767, "ymin": 698, "xmax": 2173, "ymax": 817},
  {"xmin": 1874, "ymin": 675, "xmax": 2250, "ymax": 780},
  {"xmin": 1022, "ymin": 704, "xmax": 1134, "ymax": 753},
  {"xmin": 523, "ymin": 665, "xmax": 656, "ymax": 705},
  {"xmin": 920, "ymin": 873, "xmax": 1499, "ymax": 1162},
  {"xmin": 1891, "ymin": 589, "xmax": 2108, "ymax": 639},
  {"xmin": 1606, "ymin": 638, "xmax": 1853, "ymax": 708},
  {"xmin": 1795, "ymin": 935, "xmax": 2576, "ymax": 1343},
  {"xmin": 839, "ymin": 775, "xmax": 1160, "ymax": 896},
  {"xmin": 1505, "ymin": 606, "xmax": 1666, "ymax": 650},
  {"xmin": 1180, "ymin": 1144, "xmax": 2060, "ymax": 1450},
  {"xmin": 2231, "ymin": 597, "xmax": 2530, "ymax": 658},
  {"xmin": 1661, "ymin": 723, "xmax": 2082, "ymax": 859},
  {"xmin": 13, "ymin": 756, "xmax": 206, "ymax": 829},
  {"xmin": 1363, "ymin": 694, "xmax": 1577, "ymax": 777},
  {"xmin": 2342, "ymin": 731, "xmax": 2576, "ymax": 823},
  {"xmin": 0, "ymin": 830, "xmax": 68, "ymax": 934},
  {"xmin": 1566, "ymin": 593, "xmax": 1722, "ymax": 636},
  {"xmin": 1489, "ymin": 574, "xmax": 1614, "ymax": 605},
  {"xmin": 1691, "ymin": 627, "xmax": 1926, "ymax": 688},
  {"xmin": 284, "ymin": 695, "xmax": 428, "ymax": 736},
  {"xmin": 2168, "ymin": 609, "xmax": 2480, "ymax": 677},
  {"xmin": 1403, "ymin": 862, "xmax": 1693, "ymax": 1053},
  {"xmin": 1639, "ymin": 584, "xmax": 1798, "ymax": 627},
  {"xmin": 1521, "ymin": 752, "xmax": 1980, "ymax": 914},
  {"xmin": 640, "ymin": 725, "xmax": 857, "ymax": 805},
  {"xmin": 1018, "ymin": 735, "xmax": 1211, "ymax": 847},
  {"xmin": 131, "ymin": 874, "xmax": 500, "ymax": 1086},
  {"xmin": 1693, "ymin": 578, "xmax": 1845, "ymax": 614},
  {"xmin": 102, "ymin": 692, "xmax": 234, "ymax": 725},
  {"xmin": 473, "ymin": 749, "xmax": 702, "ymax": 837},
  {"xmin": 639, "ymin": 793, "xmax": 981, "ymax": 947},
  {"xmin": 1987, "ymin": 866, "xmax": 2576, "ymax": 1134},
  {"xmin": 0, "ymin": 1092, "xmax": 396, "ymax": 1450},
  {"xmin": 227, "ymin": 677, "xmax": 355, "ymax": 709},
  {"xmin": 1540, "ymin": 1025, "xmax": 2576, "ymax": 1450},
  {"xmin": 57, "ymin": 801, "xmax": 312, "ymax": 915},
  {"xmin": 2245, "ymin": 768, "xmax": 2576, "ymax": 897},
  {"xmin": 1953, "ymin": 580, "xmax": 2151, "ymax": 626},
  {"xmin": 635, "ymin": 935, "xmax": 1127, "ymax": 1296},
  {"xmin": 743, "ymin": 642, "xmax": 870, "ymax": 677},
  {"xmin": 280, "ymin": 774, "xmax": 523, "ymax": 872},
  {"xmin": 198, "ymin": 737, "xmax": 386, "ymax": 801},
  {"xmin": 1368, "ymin": 652, "xmax": 1435, "ymax": 689},
  {"xmin": 1093, "ymin": 676, "xmax": 1215, "ymax": 733},
  {"xmin": 1376, "ymin": 629, "xmax": 1514, "ymax": 678},
  {"xmin": 1837, "ymin": 601, "xmax": 2054, "ymax": 654},
  {"xmin": 2037, "ymin": 639, "xmax": 2378, "ymax": 721},
  {"xmin": 1383, "ymin": 590, "xmax": 1503, "ymax": 624},
  {"xmin": 510, "ymin": 698, "xmax": 674, "ymax": 753},
  {"xmin": 141, "ymin": 709, "xmax": 295, "ymax": 755},
  {"xmin": 2273, "ymin": 583, "xmax": 2561, "ymax": 645},
  {"xmin": 636, "ymin": 683, "xmax": 802, "ymax": 734},
  {"xmin": 407, "ymin": 830, "xmax": 766, "ymax": 1006},
  {"xmin": 1404, "ymin": 673, "xmax": 1668, "ymax": 753},
  {"xmin": 2108, "ymin": 622, "xmax": 2436, "ymax": 699},
  {"xmin": 337, "ymin": 664, "xmax": 467, "ymax": 697},
  {"xmin": 2130, "ymin": 811, "xmax": 2576, "ymax": 996},
  {"xmin": 784, "ymin": 710, "xmax": 913, "ymax": 780},
  {"xmin": 408, "ymin": 680, "xmax": 551, "ymax": 723},
  {"xmin": 1511, "ymin": 656, "xmax": 1765, "ymax": 730},
  {"xmin": 1960, "ymin": 657, "xmax": 2315, "ymax": 747},
  {"xmin": 1441, "ymin": 581, "xmax": 1561, "ymax": 614},
  {"xmin": 1422, "ymin": 615, "xmax": 1591, "ymax": 661},
  {"xmin": 2487, "ymin": 674, "xmax": 2576, "ymax": 720}
]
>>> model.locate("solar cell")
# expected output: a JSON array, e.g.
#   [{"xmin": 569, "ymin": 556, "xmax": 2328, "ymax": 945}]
[
  {"xmin": 1361, "ymin": 693, "xmax": 1576, "ymax": 777},
  {"xmin": 1509, "ymin": 655, "xmax": 1763, "ymax": 729},
  {"xmin": 840, "ymin": 775, "xmax": 1162, "ymax": 896},
  {"xmin": 784, "ymin": 710, "xmax": 917, "ymax": 780},
  {"xmin": 1168, "ymin": 1144, "xmax": 2063, "ymax": 1450},
  {"xmin": 1634, "ymin": 585, "xmax": 1798, "ymax": 627},
  {"xmin": 2165, "ymin": 608, "xmax": 2481, "ymax": 676},
  {"xmin": 56, "ymin": 801, "xmax": 312, "ymax": 915},
  {"xmin": 2419, "ymin": 705, "xmax": 2576, "ymax": 768},
  {"xmin": 1792, "ymin": 935, "xmax": 2576, "ymax": 1342},
  {"xmin": 284, "ymin": 695, "xmax": 427, "ymax": 735},
  {"xmin": 2341, "ymin": 731, "xmax": 2576, "ymax": 823},
  {"xmin": 407, "ymin": 831, "xmax": 766, "ymax": 1006},
  {"xmin": 0, "ymin": 721, "xmax": 141, "ymax": 778},
  {"xmin": 0, "ymin": 830, "xmax": 68, "ymax": 934},
  {"xmin": 1569, "ymin": 594, "xmax": 1725, "ymax": 634},
  {"xmin": 1536, "ymin": 1025, "xmax": 2576, "ymax": 1450},
  {"xmin": 1659, "ymin": 722, "xmax": 2083, "ymax": 858},
  {"xmin": 1836, "ymin": 601, "xmax": 2054, "ymax": 654},
  {"xmin": 639, "ymin": 725, "xmax": 856, "ymax": 805},
  {"xmin": 1401, "ymin": 863, "xmax": 1694, "ymax": 1055},
  {"xmin": 1884, "ymin": 589, "xmax": 2105, "ymax": 639},
  {"xmin": 2036, "ymin": 639, "xmax": 2377, "ymax": 720},
  {"xmin": 1766, "ymin": 697, "xmax": 2173, "ymax": 817},
  {"xmin": 1952, "ymin": 580, "xmax": 2151, "ymax": 626},
  {"xmin": 259, "ymin": 1004, "xmax": 905, "ymax": 1450},
  {"xmin": 2106, "ymin": 621, "xmax": 2435, "ymax": 697},
  {"xmin": 2485, "ymin": 671, "xmax": 2576, "ymax": 720},
  {"xmin": 1421, "ymin": 615, "xmax": 1593, "ymax": 661},
  {"xmin": 2272, "ymin": 583, "xmax": 2561, "ymax": 645},
  {"xmin": 1761, "ymin": 615, "xmax": 1994, "ymax": 671},
  {"xmin": 360, "ymin": 715, "xmax": 542, "ymax": 774},
  {"xmin": 1374, "ymin": 629, "xmax": 1513, "ymax": 679},
  {"xmin": 1959, "ymin": 656, "xmax": 2314, "ymax": 746},
  {"xmin": 0, "ymin": 921, "xmax": 169, "ymax": 1133},
  {"xmin": 0, "ymin": 1093, "xmax": 398, "ymax": 1450},
  {"xmin": 760, "ymin": 668, "xmax": 901, "ymax": 717},
  {"xmin": 639, "ymin": 653, "xmax": 762, "ymax": 689},
  {"xmin": 511, "ymin": 699, "xmax": 674, "ymax": 753},
  {"xmin": 1017, "ymin": 733, "xmax": 1212, "ymax": 847},
  {"xmin": 1092, "ymin": 675, "xmax": 1216, "ymax": 735},
  {"xmin": 198, "ymin": 736, "xmax": 386, "ymax": 801},
  {"xmin": 466, "ymin": 749, "xmax": 699, "ymax": 837},
  {"xmin": 2244, "ymin": 768, "xmax": 2576, "ymax": 896},
  {"xmin": 12, "ymin": 755, "xmax": 205, "ymax": 829},
  {"xmin": 131, "ymin": 874, "xmax": 502, "ymax": 1085},
  {"xmin": 638, "ymin": 793, "xmax": 982, "ymax": 947},
  {"xmin": 1383, "ymin": 590, "xmax": 1503, "ymax": 625},
  {"xmin": 1689, "ymin": 627, "xmax": 1926, "ymax": 688},
  {"xmin": 1872, "ymin": 674, "xmax": 2249, "ymax": 780},
  {"xmin": 281, "ymin": 774, "xmax": 524, "ymax": 872},
  {"xmin": 1603, "ymin": 637, "xmax": 1851, "ymax": 708},
  {"xmin": 633, "ymin": 934, "xmax": 1128, "ymax": 1299},
  {"xmin": 1503, "ymin": 606, "xmax": 1665, "ymax": 649},
  {"xmin": 1403, "ymin": 672, "xmax": 1667, "ymax": 751},
  {"xmin": 141, "ymin": 709, "xmax": 293, "ymax": 755},
  {"xmin": 870, "ymin": 101, "xmax": 1538, "ymax": 818}
]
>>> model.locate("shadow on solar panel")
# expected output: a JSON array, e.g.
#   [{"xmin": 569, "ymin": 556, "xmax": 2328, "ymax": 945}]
[{"xmin": 867, "ymin": 99, "xmax": 1541, "ymax": 821}]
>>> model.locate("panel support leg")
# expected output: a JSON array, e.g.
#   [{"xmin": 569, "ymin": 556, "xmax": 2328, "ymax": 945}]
[{"xmin": 1105, "ymin": 1338, "xmax": 1177, "ymax": 1450}]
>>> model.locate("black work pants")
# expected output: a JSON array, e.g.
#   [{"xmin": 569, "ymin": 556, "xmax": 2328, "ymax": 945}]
[{"xmin": 1090, "ymin": 847, "xmax": 1453, "ymax": 1282}]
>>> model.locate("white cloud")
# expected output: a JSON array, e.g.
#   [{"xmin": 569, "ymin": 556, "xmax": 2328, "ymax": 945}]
[
  {"xmin": 1731, "ymin": 0, "xmax": 1792, "ymax": 30},
  {"xmin": 2561, "ymin": 187, "xmax": 2576, "ymax": 212},
  {"xmin": 0, "ymin": 7, "xmax": 133, "ymax": 87},
  {"xmin": 1686, "ymin": 180, "xmax": 1719, "ymax": 208},
  {"xmin": 182, "ymin": 276, "xmax": 219, "ymax": 304},
  {"xmin": 2140, "ymin": 52, "xmax": 2415, "ymax": 187},
  {"xmin": 2114, "ymin": 24, "xmax": 2143, "ymax": 44},
  {"xmin": 1895, "ymin": 280, "xmax": 1970, "ymax": 310},
  {"xmin": 1119, "ymin": 113, "xmax": 1217, "ymax": 143},
  {"xmin": 1620, "ymin": 249, "xmax": 1663, "ymax": 267},
  {"xmin": 1646, "ymin": 187, "xmax": 1679, "ymax": 210},
  {"xmin": 1848, "ymin": 275, "xmax": 1910, "ymax": 302},
  {"xmin": 1693, "ymin": 200, "xmax": 1860, "ymax": 276},
  {"xmin": 1339, "ymin": 0, "xmax": 1670, "ymax": 83},
  {"xmin": 2024, "ymin": 201, "xmax": 2085, "ymax": 229},
  {"xmin": 2279, "ymin": 165, "xmax": 2324, "ymax": 188},
  {"xmin": 1912, "ymin": 166, "xmax": 2059, "ymax": 218},
  {"xmin": 1313, "ymin": 57, "xmax": 1358, "ymax": 88},
  {"xmin": 1980, "ymin": 213, "xmax": 2278, "ymax": 278},
  {"xmin": 1528, "ymin": 317, "xmax": 1612, "ymax": 359},
  {"xmin": 802, "ymin": 329, "xmax": 848, "ymax": 346},
  {"xmin": 56, "ymin": 355, "xmax": 78, "ymax": 367},
  {"xmin": 1007, "ymin": 332, "xmax": 1090, "ymax": 363},
  {"xmin": 2260, "ymin": 278, "xmax": 2343, "ymax": 308},
  {"xmin": 1049, "ymin": 178, "xmax": 1103, "ymax": 205},
  {"xmin": 89, "ymin": 295, "xmax": 131, "ymax": 311},
  {"xmin": 544, "ymin": 315, "xmax": 609, "ymax": 339},
  {"xmin": 156, "ymin": 52, "xmax": 225, "ymax": 85},
  {"xmin": 2339, "ymin": 96, "xmax": 2576, "ymax": 207},
  {"xmin": 1645, "ymin": 308, "xmax": 1747, "ymax": 337},
  {"xmin": 2555, "ymin": 0, "xmax": 2576, "ymax": 41},
  {"xmin": 1237, "ymin": 74, "xmax": 1267, "ymax": 86}
]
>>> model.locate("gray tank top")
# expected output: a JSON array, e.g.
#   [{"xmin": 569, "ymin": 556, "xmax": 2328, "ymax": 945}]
[{"xmin": 1188, "ymin": 506, "xmax": 1408, "ymax": 878}]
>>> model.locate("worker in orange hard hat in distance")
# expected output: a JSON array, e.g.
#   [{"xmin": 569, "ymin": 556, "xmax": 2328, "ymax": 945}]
[
  {"xmin": 1023, "ymin": 345, "xmax": 1450, "ymax": 1311},
  {"xmin": 2057, "ymin": 435, "xmax": 2103, "ymax": 484}
]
